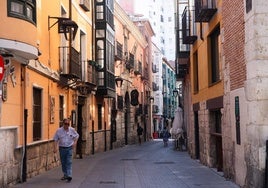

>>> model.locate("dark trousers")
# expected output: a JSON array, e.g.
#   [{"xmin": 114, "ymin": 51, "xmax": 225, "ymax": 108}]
[{"xmin": 59, "ymin": 146, "xmax": 73, "ymax": 177}]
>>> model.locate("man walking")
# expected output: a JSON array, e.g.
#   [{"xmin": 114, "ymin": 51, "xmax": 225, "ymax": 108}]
[{"xmin": 53, "ymin": 118, "xmax": 79, "ymax": 183}]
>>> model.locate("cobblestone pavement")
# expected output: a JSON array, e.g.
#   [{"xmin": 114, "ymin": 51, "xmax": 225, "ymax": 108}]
[{"xmin": 12, "ymin": 140, "xmax": 240, "ymax": 188}]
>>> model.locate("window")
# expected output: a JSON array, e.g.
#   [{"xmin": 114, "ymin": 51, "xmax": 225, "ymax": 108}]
[
  {"xmin": 208, "ymin": 26, "xmax": 220, "ymax": 84},
  {"xmin": 160, "ymin": 15, "xmax": 164, "ymax": 22},
  {"xmin": 246, "ymin": 0, "xmax": 252, "ymax": 13},
  {"xmin": 8, "ymin": 0, "xmax": 36, "ymax": 24},
  {"xmin": 193, "ymin": 51, "xmax": 199, "ymax": 93},
  {"xmin": 33, "ymin": 87, "xmax": 42, "ymax": 141}
]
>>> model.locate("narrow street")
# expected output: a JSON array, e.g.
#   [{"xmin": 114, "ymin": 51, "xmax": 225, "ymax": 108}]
[{"xmin": 12, "ymin": 140, "xmax": 240, "ymax": 188}]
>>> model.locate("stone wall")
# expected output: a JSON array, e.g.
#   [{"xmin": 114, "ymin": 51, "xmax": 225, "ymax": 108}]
[
  {"xmin": 0, "ymin": 127, "xmax": 60, "ymax": 187},
  {"xmin": 0, "ymin": 127, "xmax": 20, "ymax": 187},
  {"xmin": 244, "ymin": 0, "xmax": 268, "ymax": 187},
  {"xmin": 222, "ymin": 0, "xmax": 247, "ymax": 186}
]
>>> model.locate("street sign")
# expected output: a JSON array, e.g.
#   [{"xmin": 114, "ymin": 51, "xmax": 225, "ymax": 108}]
[{"xmin": 0, "ymin": 55, "xmax": 4, "ymax": 82}]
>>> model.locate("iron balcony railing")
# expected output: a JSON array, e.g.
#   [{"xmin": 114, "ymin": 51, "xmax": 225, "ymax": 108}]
[
  {"xmin": 142, "ymin": 67, "xmax": 149, "ymax": 81},
  {"xmin": 195, "ymin": 0, "xmax": 217, "ymax": 22},
  {"xmin": 182, "ymin": 6, "xmax": 197, "ymax": 44},
  {"xmin": 134, "ymin": 60, "xmax": 142, "ymax": 75},
  {"xmin": 126, "ymin": 52, "xmax": 134, "ymax": 70},
  {"xmin": 115, "ymin": 41, "xmax": 123, "ymax": 61},
  {"xmin": 59, "ymin": 46, "xmax": 81, "ymax": 79},
  {"xmin": 86, "ymin": 60, "xmax": 98, "ymax": 86}
]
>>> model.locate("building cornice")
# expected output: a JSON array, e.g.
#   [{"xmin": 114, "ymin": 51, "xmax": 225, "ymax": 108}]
[
  {"xmin": 114, "ymin": 2, "xmax": 147, "ymax": 48},
  {"xmin": 27, "ymin": 60, "xmax": 59, "ymax": 82}
]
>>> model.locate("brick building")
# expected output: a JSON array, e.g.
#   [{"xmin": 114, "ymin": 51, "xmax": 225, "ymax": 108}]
[{"xmin": 176, "ymin": 0, "xmax": 268, "ymax": 187}]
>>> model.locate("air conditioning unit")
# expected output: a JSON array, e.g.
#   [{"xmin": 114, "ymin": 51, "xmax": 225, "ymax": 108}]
[{"xmin": 80, "ymin": 0, "xmax": 90, "ymax": 12}]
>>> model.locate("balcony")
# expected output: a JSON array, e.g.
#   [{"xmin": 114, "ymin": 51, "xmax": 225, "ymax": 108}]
[
  {"xmin": 58, "ymin": 46, "xmax": 81, "ymax": 88},
  {"xmin": 195, "ymin": 0, "xmax": 217, "ymax": 22},
  {"xmin": 76, "ymin": 60, "xmax": 98, "ymax": 95},
  {"xmin": 86, "ymin": 60, "xmax": 98, "ymax": 85},
  {"xmin": 142, "ymin": 67, "xmax": 149, "ymax": 81},
  {"xmin": 126, "ymin": 52, "xmax": 134, "ymax": 70},
  {"xmin": 182, "ymin": 7, "xmax": 197, "ymax": 44},
  {"xmin": 115, "ymin": 41, "xmax": 123, "ymax": 61},
  {"xmin": 134, "ymin": 61, "xmax": 142, "ymax": 75}
]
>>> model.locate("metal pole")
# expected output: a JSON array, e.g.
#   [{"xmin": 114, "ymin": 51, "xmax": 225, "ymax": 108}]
[
  {"xmin": 265, "ymin": 140, "xmax": 268, "ymax": 187},
  {"xmin": 91, "ymin": 120, "xmax": 95, "ymax": 155},
  {"xmin": 22, "ymin": 109, "xmax": 28, "ymax": 182},
  {"xmin": 68, "ymin": 0, "xmax": 72, "ymax": 74},
  {"xmin": 104, "ymin": 122, "xmax": 107, "ymax": 151}
]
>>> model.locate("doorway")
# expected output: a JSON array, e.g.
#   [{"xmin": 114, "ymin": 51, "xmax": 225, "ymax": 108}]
[
  {"xmin": 76, "ymin": 96, "xmax": 85, "ymax": 158},
  {"xmin": 209, "ymin": 110, "xmax": 223, "ymax": 171},
  {"xmin": 194, "ymin": 111, "xmax": 200, "ymax": 159}
]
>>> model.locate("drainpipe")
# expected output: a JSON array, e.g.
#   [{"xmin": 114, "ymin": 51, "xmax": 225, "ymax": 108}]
[
  {"xmin": 22, "ymin": 109, "xmax": 28, "ymax": 182},
  {"xmin": 68, "ymin": 0, "xmax": 72, "ymax": 75},
  {"xmin": 21, "ymin": 65, "xmax": 28, "ymax": 182},
  {"xmin": 104, "ymin": 121, "xmax": 107, "ymax": 151},
  {"xmin": 91, "ymin": 0, "xmax": 95, "ymax": 60},
  {"xmin": 91, "ymin": 120, "xmax": 95, "ymax": 155}
]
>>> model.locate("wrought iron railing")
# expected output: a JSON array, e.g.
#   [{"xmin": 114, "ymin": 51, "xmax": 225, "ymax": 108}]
[
  {"xmin": 115, "ymin": 41, "xmax": 123, "ymax": 60},
  {"xmin": 182, "ymin": 6, "xmax": 197, "ymax": 44},
  {"xmin": 195, "ymin": 0, "xmax": 217, "ymax": 22}
]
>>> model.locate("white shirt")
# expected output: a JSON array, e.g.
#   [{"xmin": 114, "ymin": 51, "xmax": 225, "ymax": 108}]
[{"xmin": 53, "ymin": 126, "xmax": 79, "ymax": 147}]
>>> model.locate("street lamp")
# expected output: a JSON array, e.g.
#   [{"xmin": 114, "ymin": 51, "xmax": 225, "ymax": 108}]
[
  {"xmin": 115, "ymin": 76, "xmax": 132, "ymax": 87},
  {"xmin": 115, "ymin": 76, "xmax": 123, "ymax": 87}
]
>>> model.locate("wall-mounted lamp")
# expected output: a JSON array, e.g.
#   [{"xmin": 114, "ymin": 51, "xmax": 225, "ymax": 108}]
[
  {"xmin": 115, "ymin": 76, "xmax": 123, "ymax": 88},
  {"xmin": 115, "ymin": 76, "xmax": 132, "ymax": 88}
]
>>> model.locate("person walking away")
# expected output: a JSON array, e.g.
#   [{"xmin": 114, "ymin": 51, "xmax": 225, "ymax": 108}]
[
  {"xmin": 53, "ymin": 118, "xmax": 79, "ymax": 183},
  {"xmin": 137, "ymin": 124, "xmax": 143, "ymax": 145},
  {"xmin": 162, "ymin": 126, "xmax": 170, "ymax": 147}
]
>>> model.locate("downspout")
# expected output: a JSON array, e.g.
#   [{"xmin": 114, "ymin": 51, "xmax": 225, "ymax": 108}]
[
  {"xmin": 91, "ymin": 0, "xmax": 95, "ymax": 60},
  {"xmin": 92, "ymin": 120, "xmax": 94, "ymax": 155},
  {"xmin": 21, "ymin": 65, "xmax": 28, "ymax": 182},
  {"xmin": 69, "ymin": 0, "xmax": 72, "ymax": 73},
  {"xmin": 91, "ymin": 0, "xmax": 95, "ymax": 155},
  {"xmin": 104, "ymin": 121, "xmax": 107, "ymax": 151}
]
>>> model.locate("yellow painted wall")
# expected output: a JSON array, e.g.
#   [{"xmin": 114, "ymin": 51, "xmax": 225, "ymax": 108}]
[
  {"xmin": 0, "ymin": 0, "xmax": 94, "ymax": 145},
  {"xmin": 0, "ymin": 1, "xmax": 37, "ymax": 46},
  {"xmin": 191, "ymin": 0, "xmax": 223, "ymax": 104}
]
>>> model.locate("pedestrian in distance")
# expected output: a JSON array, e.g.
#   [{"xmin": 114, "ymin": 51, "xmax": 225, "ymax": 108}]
[
  {"xmin": 137, "ymin": 124, "xmax": 143, "ymax": 145},
  {"xmin": 162, "ymin": 126, "xmax": 170, "ymax": 147},
  {"xmin": 53, "ymin": 118, "xmax": 79, "ymax": 183}
]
